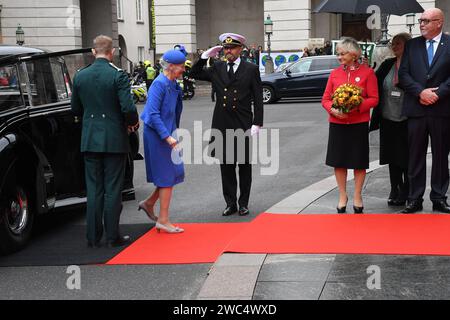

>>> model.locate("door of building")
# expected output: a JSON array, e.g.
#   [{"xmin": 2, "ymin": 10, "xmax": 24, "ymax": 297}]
[{"xmin": 342, "ymin": 14, "xmax": 372, "ymax": 41}]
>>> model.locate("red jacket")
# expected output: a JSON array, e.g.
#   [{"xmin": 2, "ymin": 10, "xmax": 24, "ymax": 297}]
[{"xmin": 322, "ymin": 64, "xmax": 379, "ymax": 124}]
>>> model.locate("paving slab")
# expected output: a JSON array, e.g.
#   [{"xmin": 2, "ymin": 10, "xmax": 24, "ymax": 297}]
[
  {"xmin": 254, "ymin": 281, "xmax": 325, "ymax": 300},
  {"xmin": 197, "ymin": 266, "xmax": 262, "ymax": 299}
]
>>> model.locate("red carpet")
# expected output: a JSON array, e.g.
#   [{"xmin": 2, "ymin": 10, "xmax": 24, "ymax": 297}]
[
  {"xmin": 107, "ymin": 223, "xmax": 247, "ymax": 265},
  {"xmin": 107, "ymin": 214, "xmax": 450, "ymax": 265},
  {"xmin": 226, "ymin": 214, "xmax": 450, "ymax": 256}
]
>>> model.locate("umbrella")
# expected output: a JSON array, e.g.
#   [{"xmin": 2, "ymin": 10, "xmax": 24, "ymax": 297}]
[{"xmin": 313, "ymin": 0, "xmax": 424, "ymax": 15}]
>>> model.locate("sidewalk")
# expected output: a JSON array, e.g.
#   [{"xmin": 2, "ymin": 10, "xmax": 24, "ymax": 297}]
[{"xmin": 198, "ymin": 154, "xmax": 450, "ymax": 300}]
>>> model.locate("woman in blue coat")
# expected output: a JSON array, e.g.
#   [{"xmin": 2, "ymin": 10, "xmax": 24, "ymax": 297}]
[{"xmin": 138, "ymin": 49, "xmax": 186, "ymax": 234}]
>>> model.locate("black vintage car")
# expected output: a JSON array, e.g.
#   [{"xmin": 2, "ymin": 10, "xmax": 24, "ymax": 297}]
[
  {"xmin": 261, "ymin": 55, "xmax": 340, "ymax": 104},
  {"xmin": 0, "ymin": 46, "xmax": 140, "ymax": 255}
]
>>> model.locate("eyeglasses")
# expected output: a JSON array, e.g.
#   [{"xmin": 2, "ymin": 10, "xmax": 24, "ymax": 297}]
[{"xmin": 418, "ymin": 18, "xmax": 441, "ymax": 25}]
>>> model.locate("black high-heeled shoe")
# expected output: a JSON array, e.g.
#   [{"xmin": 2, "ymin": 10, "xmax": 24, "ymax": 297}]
[
  {"xmin": 337, "ymin": 206, "xmax": 347, "ymax": 213},
  {"xmin": 337, "ymin": 197, "xmax": 348, "ymax": 214},
  {"xmin": 353, "ymin": 206, "xmax": 364, "ymax": 214}
]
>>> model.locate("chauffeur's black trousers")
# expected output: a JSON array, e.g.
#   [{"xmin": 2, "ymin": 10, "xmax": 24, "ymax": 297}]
[
  {"xmin": 220, "ymin": 163, "xmax": 252, "ymax": 208},
  {"xmin": 407, "ymin": 117, "xmax": 450, "ymax": 201}
]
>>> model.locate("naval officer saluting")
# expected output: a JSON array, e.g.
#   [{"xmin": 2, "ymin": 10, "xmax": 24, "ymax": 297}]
[{"xmin": 190, "ymin": 33, "xmax": 264, "ymax": 217}]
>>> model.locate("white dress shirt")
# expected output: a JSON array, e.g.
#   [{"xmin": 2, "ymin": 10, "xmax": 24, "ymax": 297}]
[
  {"xmin": 428, "ymin": 32, "xmax": 443, "ymax": 55},
  {"xmin": 227, "ymin": 57, "xmax": 241, "ymax": 73}
]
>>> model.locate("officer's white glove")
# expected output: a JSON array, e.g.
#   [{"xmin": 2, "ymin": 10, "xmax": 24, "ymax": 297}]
[
  {"xmin": 201, "ymin": 46, "xmax": 223, "ymax": 59},
  {"xmin": 251, "ymin": 125, "xmax": 261, "ymax": 136}
]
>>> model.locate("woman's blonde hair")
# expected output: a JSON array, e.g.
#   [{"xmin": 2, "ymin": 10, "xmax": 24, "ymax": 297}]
[{"xmin": 336, "ymin": 37, "xmax": 362, "ymax": 60}]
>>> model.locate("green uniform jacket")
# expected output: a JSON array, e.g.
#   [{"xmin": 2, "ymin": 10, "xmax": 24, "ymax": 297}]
[{"xmin": 71, "ymin": 58, "xmax": 138, "ymax": 153}]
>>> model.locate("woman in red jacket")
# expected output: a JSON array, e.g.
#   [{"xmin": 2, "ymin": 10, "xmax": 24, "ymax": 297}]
[{"xmin": 322, "ymin": 37, "xmax": 379, "ymax": 214}]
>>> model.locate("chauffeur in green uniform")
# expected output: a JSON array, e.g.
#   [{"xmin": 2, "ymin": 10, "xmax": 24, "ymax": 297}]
[
  {"xmin": 71, "ymin": 35, "xmax": 139, "ymax": 248},
  {"xmin": 191, "ymin": 33, "xmax": 264, "ymax": 217}
]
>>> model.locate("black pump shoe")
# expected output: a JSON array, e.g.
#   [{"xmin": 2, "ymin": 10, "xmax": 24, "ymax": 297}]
[
  {"xmin": 337, "ymin": 197, "xmax": 348, "ymax": 213},
  {"xmin": 353, "ymin": 206, "xmax": 364, "ymax": 214},
  {"xmin": 337, "ymin": 206, "xmax": 346, "ymax": 213}
]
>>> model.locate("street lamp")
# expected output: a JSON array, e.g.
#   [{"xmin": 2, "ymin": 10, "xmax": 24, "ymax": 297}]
[
  {"xmin": 406, "ymin": 13, "xmax": 415, "ymax": 35},
  {"xmin": 264, "ymin": 14, "xmax": 274, "ymax": 74},
  {"xmin": 16, "ymin": 24, "xmax": 25, "ymax": 46}
]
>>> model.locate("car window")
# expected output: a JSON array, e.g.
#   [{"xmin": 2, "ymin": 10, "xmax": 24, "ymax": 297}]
[
  {"xmin": 310, "ymin": 58, "xmax": 339, "ymax": 72},
  {"xmin": 290, "ymin": 60, "xmax": 312, "ymax": 73},
  {"xmin": 290, "ymin": 60, "xmax": 312, "ymax": 74},
  {"xmin": 0, "ymin": 65, "xmax": 23, "ymax": 112},
  {"xmin": 50, "ymin": 60, "xmax": 70, "ymax": 101},
  {"xmin": 330, "ymin": 58, "xmax": 340, "ymax": 69},
  {"xmin": 20, "ymin": 58, "xmax": 69, "ymax": 106}
]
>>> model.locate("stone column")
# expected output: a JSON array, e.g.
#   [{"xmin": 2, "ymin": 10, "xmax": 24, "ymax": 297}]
[
  {"xmin": 154, "ymin": 0, "xmax": 196, "ymax": 55},
  {"xmin": 263, "ymin": 0, "xmax": 311, "ymax": 51}
]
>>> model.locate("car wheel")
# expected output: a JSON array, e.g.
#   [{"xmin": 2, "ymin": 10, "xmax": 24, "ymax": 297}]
[
  {"xmin": 0, "ymin": 186, "xmax": 34, "ymax": 255},
  {"xmin": 263, "ymin": 86, "xmax": 276, "ymax": 104}
]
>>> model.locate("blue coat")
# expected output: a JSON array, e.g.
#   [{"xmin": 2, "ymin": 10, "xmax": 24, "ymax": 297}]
[{"xmin": 140, "ymin": 74, "xmax": 184, "ymax": 187}]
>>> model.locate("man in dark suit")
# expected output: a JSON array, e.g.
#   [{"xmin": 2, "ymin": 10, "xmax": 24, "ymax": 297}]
[
  {"xmin": 398, "ymin": 8, "xmax": 450, "ymax": 213},
  {"xmin": 71, "ymin": 35, "xmax": 139, "ymax": 247},
  {"xmin": 191, "ymin": 33, "xmax": 264, "ymax": 217}
]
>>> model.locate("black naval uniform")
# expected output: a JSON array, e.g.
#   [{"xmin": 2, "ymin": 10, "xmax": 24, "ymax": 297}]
[{"xmin": 190, "ymin": 57, "xmax": 263, "ymax": 211}]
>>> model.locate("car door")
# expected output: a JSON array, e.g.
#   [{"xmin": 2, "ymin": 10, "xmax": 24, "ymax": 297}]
[{"xmin": 20, "ymin": 54, "xmax": 87, "ymax": 203}]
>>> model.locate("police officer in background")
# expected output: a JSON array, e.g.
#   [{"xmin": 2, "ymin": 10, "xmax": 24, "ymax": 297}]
[
  {"xmin": 71, "ymin": 35, "xmax": 139, "ymax": 248},
  {"xmin": 144, "ymin": 60, "xmax": 156, "ymax": 91},
  {"xmin": 191, "ymin": 33, "xmax": 264, "ymax": 217}
]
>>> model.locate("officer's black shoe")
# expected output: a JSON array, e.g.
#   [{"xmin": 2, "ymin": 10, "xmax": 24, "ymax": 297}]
[
  {"xmin": 388, "ymin": 199, "xmax": 406, "ymax": 206},
  {"xmin": 432, "ymin": 200, "xmax": 450, "ymax": 213},
  {"xmin": 87, "ymin": 241, "xmax": 102, "ymax": 248},
  {"xmin": 238, "ymin": 207, "xmax": 250, "ymax": 216},
  {"xmin": 401, "ymin": 200, "xmax": 423, "ymax": 214},
  {"xmin": 107, "ymin": 235, "xmax": 131, "ymax": 248},
  {"xmin": 222, "ymin": 206, "xmax": 238, "ymax": 216}
]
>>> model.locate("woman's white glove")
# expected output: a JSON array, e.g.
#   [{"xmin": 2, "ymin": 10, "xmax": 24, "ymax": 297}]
[
  {"xmin": 251, "ymin": 125, "xmax": 261, "ymax": 136},
  {"xmin": 201, "ymin": 46, "xmax": 223, "ymax": 59}
]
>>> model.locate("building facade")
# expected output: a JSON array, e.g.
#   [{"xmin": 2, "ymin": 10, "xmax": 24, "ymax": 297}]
[
  {"xmin": 154, "ymin": 0, "xmax": 450, "ymax": 55},
  {"xmin": 0, "ymin": 0, "xmax": 153, "ymax": 71}
]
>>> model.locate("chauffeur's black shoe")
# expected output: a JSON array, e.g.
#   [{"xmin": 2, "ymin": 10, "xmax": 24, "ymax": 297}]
[
  {"xmin": 401, "ymin": 200, "xmax": 423, "ymax": 214},
  {"xmin": 107, "ymin": 235, "xmax": 131, "ymax": 248},
  {"xmin": 87, "ymin": 241, "xmax": 101, "ymax": 248},
  {"xmin": 432, "ymin": 200, "xmax": 450, "ymax": 213},
  {"xmin": 222, "ymin": 206, "xmax": 238, "ymax": 216},
  {"xmin": 238, "ymin": 207, "xmax": 250, "ymax": 216}
]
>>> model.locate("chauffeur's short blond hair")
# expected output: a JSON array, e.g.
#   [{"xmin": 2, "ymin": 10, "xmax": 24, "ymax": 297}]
[{"xmin": 93, "ymin": 35, "xmax": 113, "ymax": 55}]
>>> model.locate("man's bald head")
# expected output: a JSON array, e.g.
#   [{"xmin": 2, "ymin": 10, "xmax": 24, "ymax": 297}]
[{"xmin": 420, "ymin": 8, "xmax": 445, "ymax": 39}]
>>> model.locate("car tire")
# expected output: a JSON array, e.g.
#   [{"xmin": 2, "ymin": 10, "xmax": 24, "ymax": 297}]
[
  {"xmin": 263, "ymin": 86, "xmax": 276, "ymax": 104},
  {"xmin": 0, "ymin": 186, "xmax": 34, "ymax": 255}
]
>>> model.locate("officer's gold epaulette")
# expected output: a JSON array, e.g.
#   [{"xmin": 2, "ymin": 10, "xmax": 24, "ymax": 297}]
[{"xmin": 109, "ymin": 62, "xmax": 123, "ymax": 72}]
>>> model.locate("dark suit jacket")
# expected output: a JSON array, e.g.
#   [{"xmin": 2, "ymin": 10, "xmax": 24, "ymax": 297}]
[
  {"xmin": 398, "ymin": 34, "xmax": 450, "ymax": 117},
  {"xmin": 190, "ymin": 58, "xmax": 263, "ymax": 132}
]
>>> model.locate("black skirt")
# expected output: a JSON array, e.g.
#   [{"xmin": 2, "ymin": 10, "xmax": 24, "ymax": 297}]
[
  {"xmin": 379, "ymin": 118, "xmax": 408, "ymax": 169},
  {"xmin": 326, "ymin": 122, "xmax": 369, "ymax": 169}
]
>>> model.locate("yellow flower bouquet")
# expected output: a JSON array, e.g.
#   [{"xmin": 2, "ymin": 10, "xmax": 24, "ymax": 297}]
[{"xmin": 331, "ymin": 83, "xmax": 364, "ymax": 114}]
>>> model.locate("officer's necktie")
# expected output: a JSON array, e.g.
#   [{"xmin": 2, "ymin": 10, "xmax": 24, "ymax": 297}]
[
  {"xmin": 228, "ymin": 62, "xmax": 235, "ymax": 80},
  {"xmin": 427, "ymin": 39, "xmax": 435, "ymax": 66}
]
